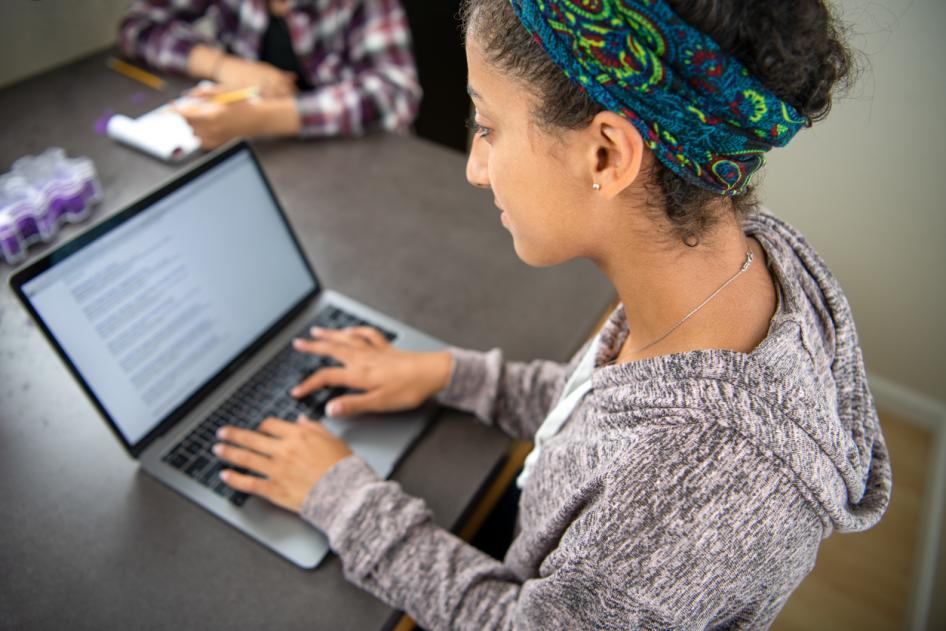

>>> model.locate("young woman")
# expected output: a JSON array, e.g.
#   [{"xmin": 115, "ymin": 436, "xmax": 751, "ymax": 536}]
[
  {"xmin": 212, "ymin": 0, "xmax": 892, "ymax": 627},
  {"xmin": 118, "ymin": 0, "xmax": 421, "ymax": 147}
]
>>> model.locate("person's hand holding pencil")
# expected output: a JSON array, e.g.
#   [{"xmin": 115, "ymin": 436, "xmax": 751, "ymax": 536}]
[
  {"xmin": 172, "ymin": 84, "xmax": 300, "ymax": 149},
  {"xmin": 214, "ymin": 55, "xmax": 297, "ymax": 98},
  {"xmin": 205, "ymin": 86, "xmax": 260, "ymax": 105}
]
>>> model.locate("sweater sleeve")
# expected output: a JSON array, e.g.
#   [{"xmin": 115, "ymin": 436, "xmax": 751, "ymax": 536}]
[
  {"xmin": 435, "ymin": 347, "xmax": 571, "ymax": 442},
  {"xmin": 117, "ymin": 0, "xmax": 225, "ymax": 74},
  {"xmin": 302, "ymin": 423, "xmax": 824, "ymax": 630},
  {"xmin": 292, "ymin": 0, "xmax": 421, "ymax": 136},
  {"xmin": 302, "ymin": 455, "xmax": 627, "ymax": 631}
]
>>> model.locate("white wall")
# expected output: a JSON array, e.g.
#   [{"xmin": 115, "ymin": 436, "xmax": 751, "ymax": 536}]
[
  {"xmin": 760, "ymin": 2, "xmax": 946, "ymax": 628},
  {"xmin": 0, "ymin": 0, "xmax": 131, "ymax": 89},
  {"xmin": 760, "ymin": 0, "xmax": 946, "ymax": 406}
]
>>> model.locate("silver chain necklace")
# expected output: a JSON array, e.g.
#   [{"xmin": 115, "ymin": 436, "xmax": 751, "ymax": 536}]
[{"xmin": 630, "ymin": 249, "xmax": 754, "ymax": 355}]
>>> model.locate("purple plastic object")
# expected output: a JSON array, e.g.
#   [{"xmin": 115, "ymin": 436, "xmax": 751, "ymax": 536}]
[
  {"xmin": 79, "ymin": 180, "xmax": 97, "ymax": 204},
  {"xmin": 94, "ymin": 108, "xmax": 115, "ymax": 135},
  {"xmin": 0, "ymin": 148, "xmax": 102, "ymax": 265},
  {"xmin": 12, "ymin": 206, "xmax": 40, "ymax": 241},
  {"xmin": 0, "ymin": 217, "xmax": 22, "ymax": 262}
]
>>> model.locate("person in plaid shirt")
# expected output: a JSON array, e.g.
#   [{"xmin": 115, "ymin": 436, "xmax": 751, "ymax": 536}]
[{"xmin": 118, "ymin": 0, "xmax": 421, "ymax": 147}]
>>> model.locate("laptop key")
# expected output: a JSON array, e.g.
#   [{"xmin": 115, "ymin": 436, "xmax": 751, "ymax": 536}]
[
  {"xmin": 202, "ymin": 461, "xmax": 223, "ymax": 485},
  {"xmin": 187, "ymin": 456, "xmax": 210, "ymax": 477},
  {"xmin": 168, "ymin": 452, "xmax": 189, "ymax": 470}
]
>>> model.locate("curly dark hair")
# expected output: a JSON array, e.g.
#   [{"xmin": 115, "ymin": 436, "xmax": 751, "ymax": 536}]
[{"xmin": 460, "ymin": 0, "xmax": 856, "ymax": 245}]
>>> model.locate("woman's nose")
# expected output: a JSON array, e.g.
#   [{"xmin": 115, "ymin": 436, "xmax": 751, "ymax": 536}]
[{"xmin": 465, "ymin": 136, "xmax": 490, "ymax": 189}]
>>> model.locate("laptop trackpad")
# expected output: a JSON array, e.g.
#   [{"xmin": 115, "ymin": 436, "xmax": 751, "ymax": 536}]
[{"xmin": 322, "ymin": 411, "xmax": 429, "ymax": 479}]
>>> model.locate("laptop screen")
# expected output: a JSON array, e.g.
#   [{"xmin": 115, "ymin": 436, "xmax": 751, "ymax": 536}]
[{"xmin": 18, "ymin": 147, "xmax": 316, "ymax": 447}]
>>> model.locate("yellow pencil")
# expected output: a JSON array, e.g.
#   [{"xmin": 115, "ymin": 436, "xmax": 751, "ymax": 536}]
[
  {"xmin": 208, "ymin": 86, "xmax": 260, "ymax": 105},
  {"xmin": 106, "ymin": 57, "xmax": 166, "ymax": 90}
]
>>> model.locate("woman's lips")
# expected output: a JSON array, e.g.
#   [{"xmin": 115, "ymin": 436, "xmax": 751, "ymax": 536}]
[{"xmin": 495, "ymin": 200, "xmax": 509, "ymax": 228}]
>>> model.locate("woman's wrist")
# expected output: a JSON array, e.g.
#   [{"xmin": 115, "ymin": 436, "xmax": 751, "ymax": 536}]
[
  {"xmin": 422, "ymin": 350, "xmax": 454, "ymax": 396},
  {"xmin": 210, "ymin": 50, "xmax": 228, "ymax": 81},
  {"xmin": 187, "ymin": 43, "xmax": 227, "ymax": 80},
  {"xmin": 247, "ymin": 97, "xmax": 302, "ymax": 137}
]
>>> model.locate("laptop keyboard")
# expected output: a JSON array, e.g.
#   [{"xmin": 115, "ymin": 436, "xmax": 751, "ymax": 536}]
[{"xmin": 161, "ymin": 305, "xmax": 396, "ymax": 506}]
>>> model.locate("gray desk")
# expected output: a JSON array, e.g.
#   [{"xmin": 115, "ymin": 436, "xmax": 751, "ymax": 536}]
[{"xmin": 0, "ymin": 51, "xmax": 614, "ymax": 630}]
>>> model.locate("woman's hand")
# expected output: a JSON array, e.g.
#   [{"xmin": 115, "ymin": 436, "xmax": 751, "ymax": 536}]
[
  {"xmin": 175, "ymin": 85, "xmax": 301, "ymax": 147},
  {"xmin": 292, "ymin": 326, "xmax": 453, "ymax": 417},
  {"xmin": 213, "ymin": 327, "xmax": 452, "ymax": 512},
  {"xmin": 174, "ymin": 99, "xmax": 259, "ymax": 149},
  {"xmin": 215, "ymin": 55, "xmax": 297, "ymax": 98},
  {"xmin": 215, "ymin": 415, "xmax": 352, "ymax": 513}
]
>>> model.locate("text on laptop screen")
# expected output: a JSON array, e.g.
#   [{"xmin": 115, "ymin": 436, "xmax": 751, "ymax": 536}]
[{"xmin": 21, "ymin": 150, "xmax": 316, "ymax": 445}]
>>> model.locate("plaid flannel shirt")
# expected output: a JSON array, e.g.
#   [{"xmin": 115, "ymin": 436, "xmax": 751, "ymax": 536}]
[{"xmin": 118, "ymin": 0, "xmax": 421, "ymax": 137}]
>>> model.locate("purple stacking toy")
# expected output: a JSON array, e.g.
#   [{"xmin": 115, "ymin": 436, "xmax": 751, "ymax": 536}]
[{"xmin": 0, "ymin": 148, "xmax": 101, "ymax": 265}]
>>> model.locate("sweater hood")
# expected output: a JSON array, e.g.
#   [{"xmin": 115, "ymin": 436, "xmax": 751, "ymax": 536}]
[{"xmin": 591, "ymin": 211, "xmax": 891, "ymax": 534}]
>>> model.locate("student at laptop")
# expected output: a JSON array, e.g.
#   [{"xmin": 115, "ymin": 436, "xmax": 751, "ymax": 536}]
[
  {"xmin": 213, "ymin": 0, "xmax": 892, "ymax": 627},
  {"xmin": 118, "ymin": 0, "xmax": 421, "ymax": 148}
]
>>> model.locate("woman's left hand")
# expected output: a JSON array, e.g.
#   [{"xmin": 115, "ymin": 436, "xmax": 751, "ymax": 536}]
[{"xmin": 214, "ymin": 416, "xmax": 352, "ymax": 513}]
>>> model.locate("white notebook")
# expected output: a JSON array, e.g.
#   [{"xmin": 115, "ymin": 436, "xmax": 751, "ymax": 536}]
[{"xmin": 107, "ymin": 101, "xmax": 201, "ymax": 162}]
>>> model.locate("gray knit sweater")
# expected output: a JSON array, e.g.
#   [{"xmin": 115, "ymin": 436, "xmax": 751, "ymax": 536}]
[{"xmin": 301, "ymin": 211, "xmax": 891, "ymax": 630}]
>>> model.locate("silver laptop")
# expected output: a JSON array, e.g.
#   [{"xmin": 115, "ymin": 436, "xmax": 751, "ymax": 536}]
[{"xmin": 9, "ymin": 141, "xmax": 444, "ymax": 569}]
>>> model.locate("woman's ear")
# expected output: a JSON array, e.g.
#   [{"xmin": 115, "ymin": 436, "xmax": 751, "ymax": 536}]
[{"xmin": 585, "ymin": 111, "xmax": 645, "ymax": 199}]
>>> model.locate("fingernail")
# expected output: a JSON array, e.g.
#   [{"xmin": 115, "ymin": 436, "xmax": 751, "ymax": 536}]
[
  {"xmin": 292, "ymin": 338, "xmax": 304, "ymax": 348},
  {"xmin": 327, "ymin": 401, "xmax": 340, "ymax": 416},
  {"xmin": 310, "ymin": 326, "xmax": 324, "ymax": 335},
  {"xmin": 290, "ymin": 387, "xmax": 300, "ymax": 397},
  {"xmin": 220, "ymin": 470, "xmax": 229, "ymax": 481},
  {"xmin": 212, "ymin": 444, "xmax": 222, "ymax": 455},
  {"xmin": 216, "ymin": 428, "xmax": 227, "ymax": 438}
]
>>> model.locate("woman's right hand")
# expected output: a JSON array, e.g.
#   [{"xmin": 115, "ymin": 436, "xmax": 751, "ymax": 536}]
[
  {"xmin": 291, "ymin": 326, "xmax": 454, "ymax": 417},
  {"xmin": 215, "ymin": 55, "xmax": 297, "ymax": 98}
]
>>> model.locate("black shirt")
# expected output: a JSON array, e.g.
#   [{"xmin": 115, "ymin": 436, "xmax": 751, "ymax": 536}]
[{"xmin": 259, "ymin": 11, "xmax": 313, "ymax": 91}]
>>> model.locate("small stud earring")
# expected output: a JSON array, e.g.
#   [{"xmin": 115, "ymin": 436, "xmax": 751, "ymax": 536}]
[{"xmin": 592, "ymin": 182, "xmax": 601, "ymax": 191}]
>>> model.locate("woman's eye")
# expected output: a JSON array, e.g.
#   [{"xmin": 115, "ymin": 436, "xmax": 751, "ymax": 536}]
[{"xmin": 465, "ymin": 116, "xmax": 492, "ymax": 139}]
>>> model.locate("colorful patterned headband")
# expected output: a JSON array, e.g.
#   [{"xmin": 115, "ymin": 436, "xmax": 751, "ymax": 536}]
[{"xmin": 509, "ymin": 0, "xmax": 807, "ymax": 195}]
